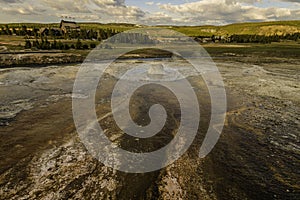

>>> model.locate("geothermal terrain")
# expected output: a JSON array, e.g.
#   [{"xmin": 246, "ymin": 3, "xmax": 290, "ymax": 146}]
[{"xmin": 0, "ymin": 50, "xmax": 299, "ymax": 199}]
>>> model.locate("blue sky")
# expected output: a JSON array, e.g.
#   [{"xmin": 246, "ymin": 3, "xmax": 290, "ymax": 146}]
[{"xmin": 0, "ymin": 0, "xmax": 299, "ymax": 25}]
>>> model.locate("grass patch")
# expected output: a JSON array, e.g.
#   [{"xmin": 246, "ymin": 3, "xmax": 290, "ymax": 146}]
[
  {"xmin": 203, "ymin": 42, "xmax": 300, "ymax": 58},
  {"xmin": 169, "ymin": 20, "xmax": 300, "ymax": 37}
]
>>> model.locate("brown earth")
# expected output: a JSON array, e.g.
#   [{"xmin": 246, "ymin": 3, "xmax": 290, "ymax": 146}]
[{"xmin": 0, "ymin": 54, "xmax": 299, "ymax": 199}]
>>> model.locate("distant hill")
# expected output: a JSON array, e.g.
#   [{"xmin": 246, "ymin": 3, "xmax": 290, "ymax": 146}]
[
  {"xmin": 169, "ymin": 21, "xmax": 300, "ymax": 37},
  {"xmin": 78, "ymin": 20, "xmax": 300, "ymax": 36},
  {"xmin": 1, "ymin": 20, "xmax": 299, "ymax": 37}
]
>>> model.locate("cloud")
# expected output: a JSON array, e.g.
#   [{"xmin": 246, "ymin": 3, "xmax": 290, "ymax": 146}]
[
  {"xmin": 141, "ymin": 12, "xmax": 177, "ymax": 25},
  {"xmin": 0, "ymin": 0, "xmax": 46, "ymax": 16},
  {"xmin": 2, "ymin": 0, "xmax": 24, "ymax": 3},
  {"xmin": 0, "ymin": 0, "xmax": 145, "ymax": 23},
  {"xmin": 0, "ymin": 0, "xmax": 298, "ymax": 25},
  {"xmin": 145, "ymin": 2, "xmax": 154, "ymax": 6},
  {"xmin": 159, "ymin": 0, "xmax": 299, "ymax": 25},
  {"xmin": 278, "ymin": 0, "xmax": 300, "ymax": 3},
  {"xmin": 225, "ymin": 0, "xmax": 262, "ymax": 3},
  {"xmin": 86, "ymin": 0, "xmax": 145, "ymax": 22}
]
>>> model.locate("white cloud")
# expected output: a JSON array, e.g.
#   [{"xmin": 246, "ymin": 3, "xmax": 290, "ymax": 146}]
[
  {"xmin": 0, "ymin": 0, "xmax": 298, "ymax": 25},
  {"xmin": 0, "ymin": 0, "xmax": 145, "ymax": 23},
  {"xmin": 86, "ymin": 0, "xmax": 145, "ymax": 22},
  {"xmin": 146, "ymin": 2, "xmax": 154, "ymax": 6},
  {"xmin": 159, "ymin": 0, "xmax": 299, "ymax": 25},
  {"xmin": 278, "ymin": 0, "xmax": 300, "ymax": 3},
  {"xmin": 141, "ymin": 12, "xmax": 177, "ymax": 25}
]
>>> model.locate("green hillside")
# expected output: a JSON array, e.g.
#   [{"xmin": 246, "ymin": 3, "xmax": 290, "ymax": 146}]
[
  {"xmin": 170, "ymin": 21, "xmax": 300, "ymax": 36},
  {"xmin": 0, "ymin": 22, "xmax": 138, "ymax": 32},
  {"xmin": 1, "ymin": 20, "xmax": 299, "ymax": 36}
]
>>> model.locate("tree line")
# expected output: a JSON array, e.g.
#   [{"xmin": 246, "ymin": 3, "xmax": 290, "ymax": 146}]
[
  {"xmin": 0, "ymin": 25, "xmax": 38, "ymax": 36},
  {"xmin": 62, "ymin": 28, "xmax": 118, "ymax": 40},
  {"xmin": 196, "ymin": 32, "xmax": 300, "ymax": 44},
  {"xmin": 228, "ymin": 33, "xmax": 300, "ymax": 43},
  {"xmin": 3, "ymin": 24, "xmax": 299, "ymax": 45},
  {"xmin": 108, "ymin": 33, "xmax": 155, "ymax": 44},
  {"xmin": 0, "ymin": 25, "xmax": 120, "ymax": 41},
  {"xmin": 25, "ymin": 38, "xmax": 98, "ymax": 50}
]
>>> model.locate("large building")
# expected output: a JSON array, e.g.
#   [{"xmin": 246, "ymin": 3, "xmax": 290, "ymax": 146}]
[{"xmin": 59, "ymin": 20, "xmax": 80, "ymax": 34}]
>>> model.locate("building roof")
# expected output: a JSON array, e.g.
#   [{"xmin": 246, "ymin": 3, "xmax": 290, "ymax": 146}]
[
  {"xmin": 39, "ymin": 27, "xmax": 48, "ymax": 33},
  {"xmin": 60, "ymin": 20, "xmax": 80, "ymax": 29}
]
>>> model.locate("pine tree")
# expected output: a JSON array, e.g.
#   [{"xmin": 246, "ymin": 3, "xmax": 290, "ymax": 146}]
[
  {"xmin": 76, "ymin": 39, "xmax": 82, "ymax": 49},
  {"xmin": 25, "ymin": 40, "xmax": 32, "ymax": 49}
]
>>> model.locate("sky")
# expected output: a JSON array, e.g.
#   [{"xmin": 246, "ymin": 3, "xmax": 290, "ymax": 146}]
[{"xmin": 0, "ymin": 0, "xmax": 299, "ymax": 25}]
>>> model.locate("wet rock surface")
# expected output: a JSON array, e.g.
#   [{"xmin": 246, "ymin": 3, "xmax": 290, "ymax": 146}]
[
  {"xmin": 0, "ymin": 53, "xmax": 84, "ymax": 68},
  {"xmin": 0, "ymin": 56, "xmax": 299, "ymax": 199}
]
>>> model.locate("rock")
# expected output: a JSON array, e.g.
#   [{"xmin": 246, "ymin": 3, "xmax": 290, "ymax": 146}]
[
  {"xmin": 243, "ymin": 65, "xmax": 268, "ymax": 76},
  {"xmin": 148, "ymin": 64, "xmax": 166, "ymax": 75},
  {"xmin": 0, "ymin": 53, "xmax": 84, "ymax": 67},
  {"xmin": 0, "ymin": 46, "xmax": 8, "ymax": 52}
]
